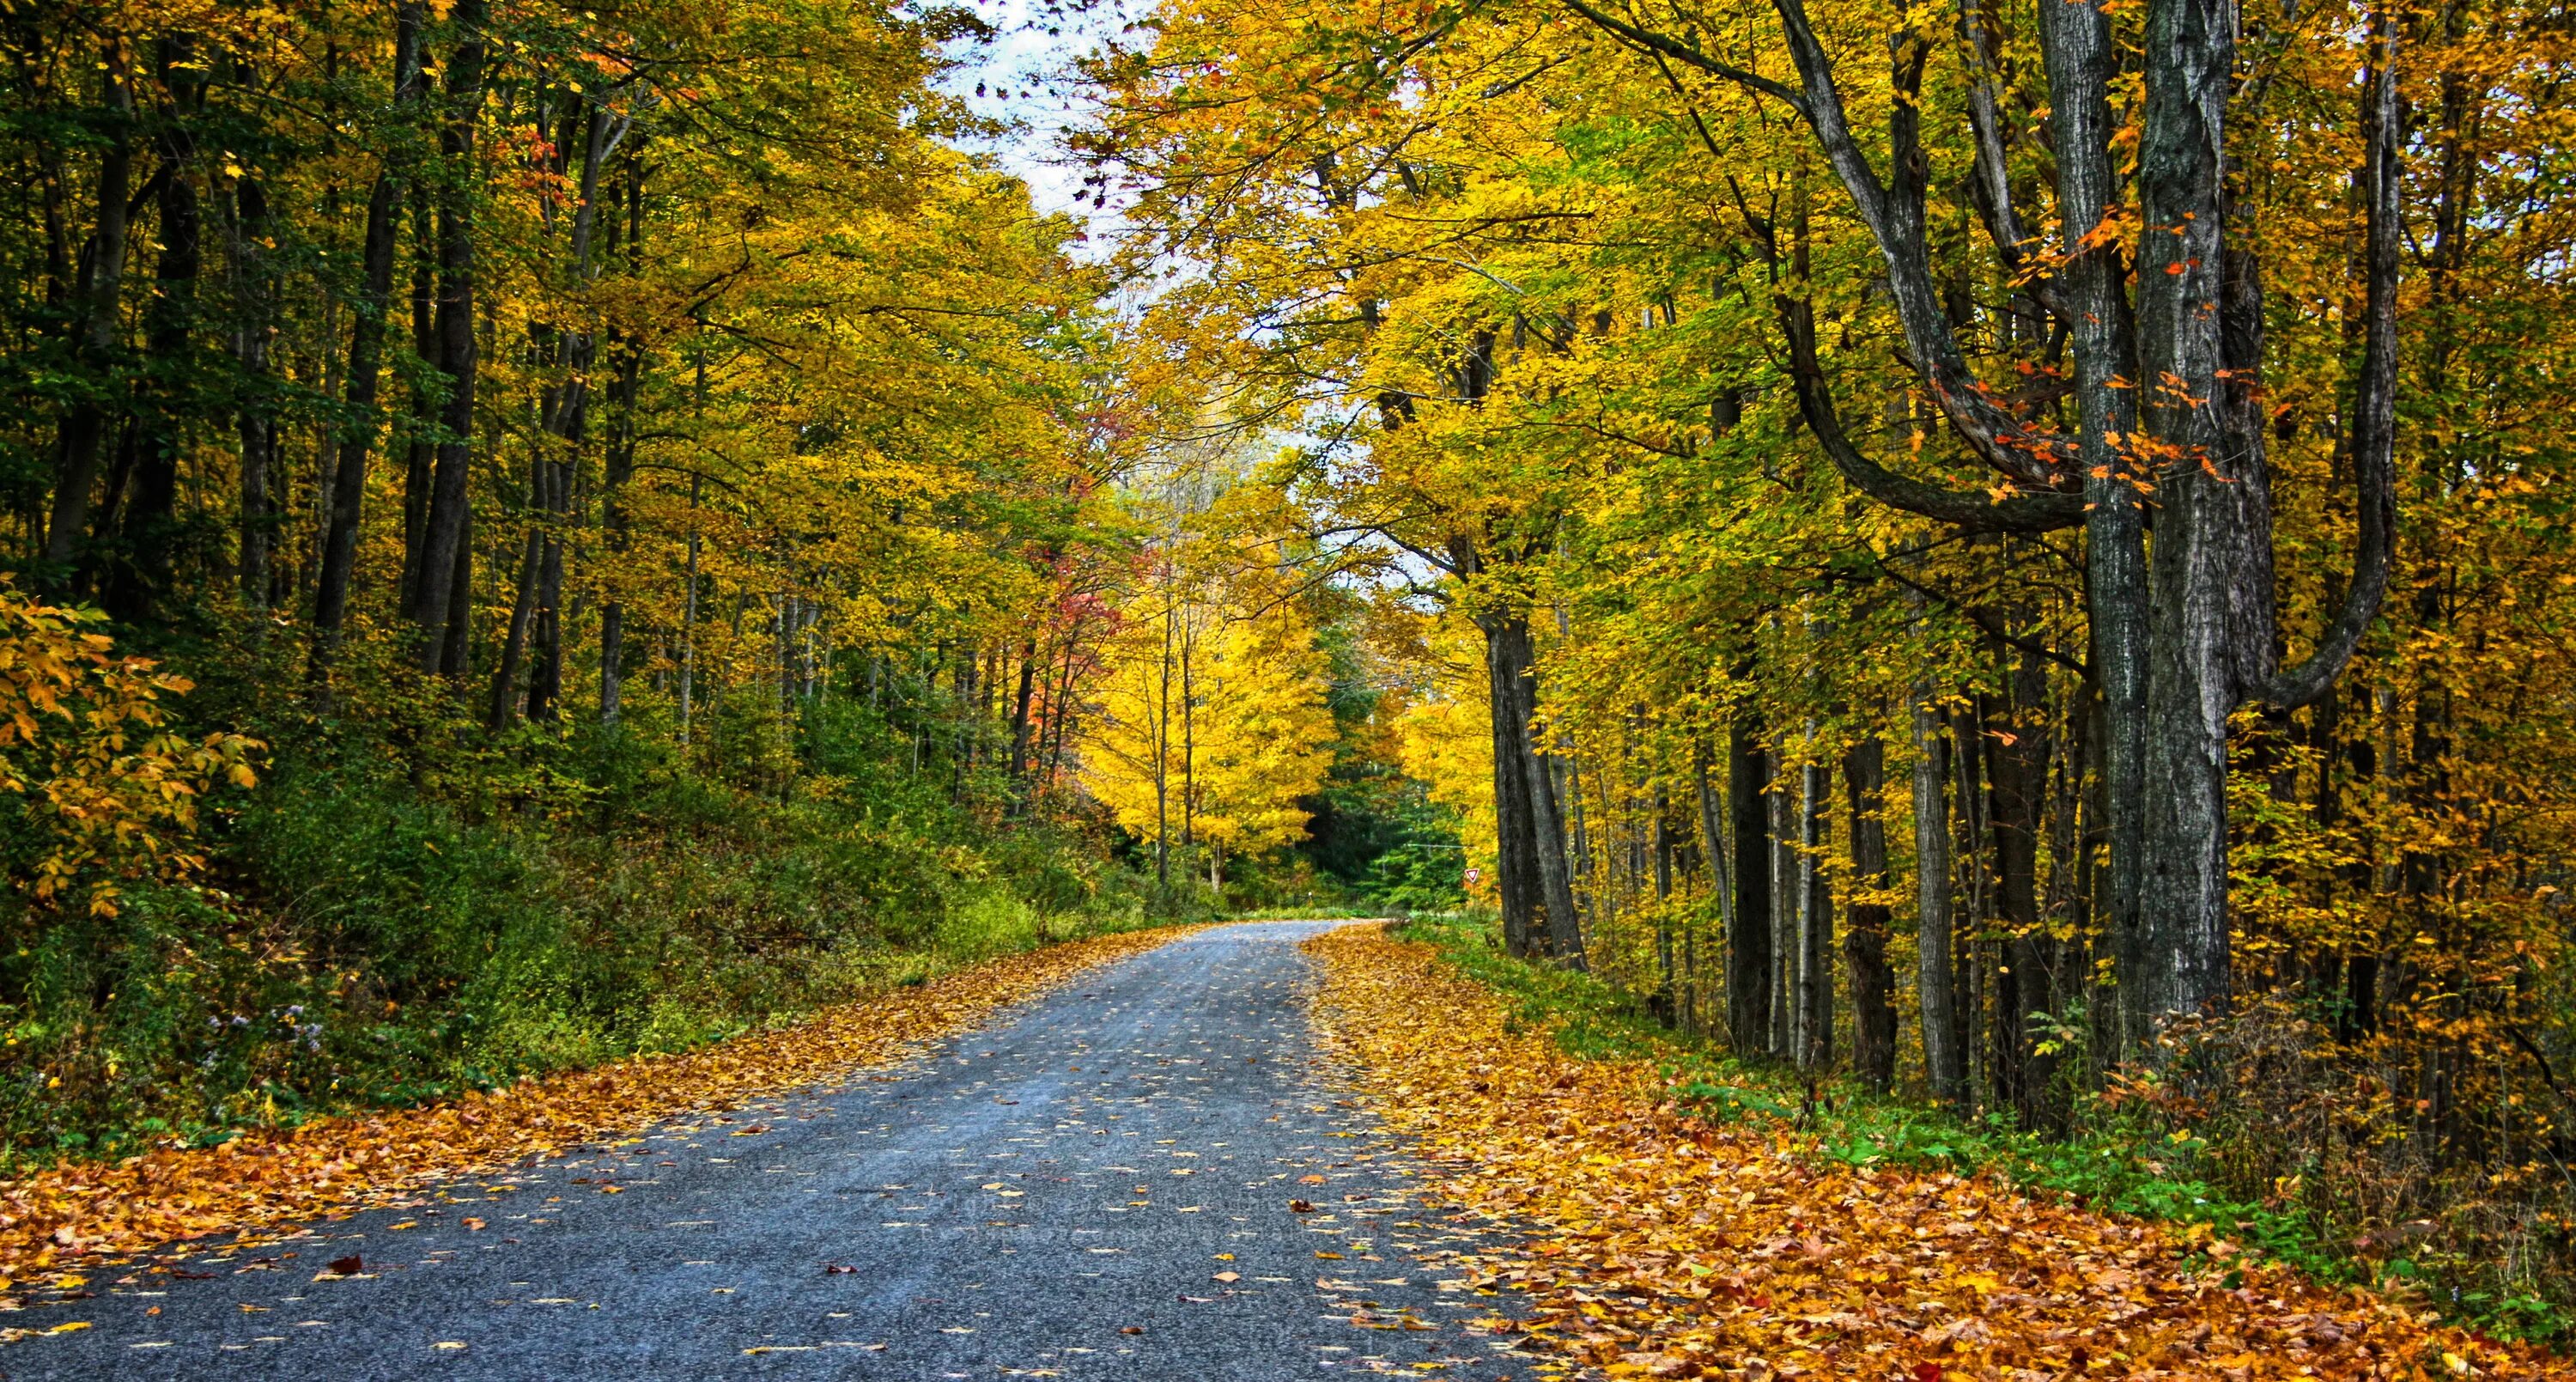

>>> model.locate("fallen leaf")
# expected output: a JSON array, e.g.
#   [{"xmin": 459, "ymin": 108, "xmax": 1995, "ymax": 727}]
[{"xmin": 0, "ymin": 931, "xmax": 1200, "ymax": 1284}]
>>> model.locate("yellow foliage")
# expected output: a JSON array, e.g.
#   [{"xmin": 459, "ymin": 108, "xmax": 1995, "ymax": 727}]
[
  {"xmin": 0, "ymin": 581, "xmax": 259, "ymax": 917},
  {"xmin": 1082, "ymin": 541, "xmax": 1334, "ymax": 875}
]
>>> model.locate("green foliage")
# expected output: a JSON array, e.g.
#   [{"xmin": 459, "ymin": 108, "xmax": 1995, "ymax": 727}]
[{"xmin": 0, "ymin": 679, "xmax": 1182, "ymax": 1172}]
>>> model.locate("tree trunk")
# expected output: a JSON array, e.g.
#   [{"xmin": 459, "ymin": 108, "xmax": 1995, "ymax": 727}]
[
  {"xmin": 595, "ymin": 345, "xmax": 641, "ymax": 723},
  {"xmin": 1796, "ymin": 751, "xmax": 1833, "ymax": 1070},
  {"xmin": 1008, "ymin": 636, "xmax": 1039, "ymax": 784},
  {"xmin": 313, "ymin": 6, "xmax": 427, "ymax": 665},
  {"xmin": 1726, "ymin": 715, "xmax": 1771, "ymax": 1054},
  {"xmin": 1911, "ymin": 685, "xmax": 1966, "ymax": 1106},
  {"xmin": 1989, "ymin": 643, "xmax": 2067, "ymax": 1130},
  {"xmin": 106, "ymin": 38, "xmax": 207, "ymax": 624},
  {"xmin": 1481, "ymin": 611, "xmax": 1544, "ymax": 958},
  {"xmin": 232, "ymin": 174, "xmax": 280, "ymax": 608},
  {"xmin": 404, "ymin": 0, "xmax": 491, "ymax": 670},
  {"xmin": 1769, "ymin": 764, "xmax": 1797, "ymax": 1056},
  {"xmin": 526, "ymin": 461, "xmax": 569, "ymax": 721},
  {"xmin": 46, "ymin": 48, "xmax": 137, "ymax": 581},
  {"xmin": 1844, "ymin": 736, "xmax": 1896, "ymax": 1095},
  {"xmin": 311, "ymin": 172, "xmax": 404, "ymax": 657},
  {"xmin": 1507, "ymin": 622, "xmax": 1585, "ymax": 967},
  {"xmin": 488, "ymin": 511, "xmax": 542, "ymax": 731},
  {"xmin": 2036, "ymin": 0, "xmax": 2150, "ymax": 1055}
]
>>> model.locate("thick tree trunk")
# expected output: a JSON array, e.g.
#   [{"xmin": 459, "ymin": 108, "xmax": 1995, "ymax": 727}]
[
  {"xmin": 1520, "ymin": 684, "xmax": 1586, "ymax": 967},
  {"xmin": 596, "ymin": 150, "xmax": 647, "ymax": 723},
  {"xmin": 526, "ymin": 461, "xmax": 569, "ymax": 721},
  {"xmin": 488, "ymin": 513, "xmax": 542, "ymax": 730},
  {"xmin": 1482, "ymin": 612, "xmax": 1544, "ymax": 958},
  {"xmin": 46, "ymin": 49, "xmax": 137, "ymax": 581},
  {"xmin": 527, "ymin": 99, "xmax": 611, "ymax": 724},
  {"xmin": 106, "ymin": 38, "xmax": 206, "ymax": 624},
  {"xmin": 1989, "ymin": 649, "xmax": 2062, "ymax": 1129},
  {"xmin": 311, "ymin": 174, "xmax": 402, "ymax": 656},
  {"xmin": 1008, "ymin": 636, "xmax": 1039, "ymax": 783},
  {"xmin": 2128, "ymin": 0, "xmax": 2245, "ymax": 1029},
  {"xmin": 232, "ymin": 175, "xmax": 279, "ymax": 608},
  {"xmin": 1844, "ymin": 736, "xmax": 1896, "ymax": 1095},
  {"xmin": 1726, "ymin": 717, "xmax": 1771, "ymax": 1054},
  {"xmin": 314, "ymin": 0, "xmax": 427, "ymax": 662},
  {"xmin": 439, "ymin": 502, "xmax": 472, "ymax": 676},
  {"xmin": 404, "ymin": 0, "xmax": 491, "ymax": 671},
  {"xmin": 2036, "ymin": 0, "xmax": 2150, "ymax": 1054},
  {"xmin": 1795, "ymin": 752, "xmax": 1832, "ymax": 1069},
  {"xmin": 1911, "ymin": 686, "xmax": 1966, "ymax": 1106},
  {"xmin": 1768, "ymin": 772, "xmax": 1796, "ymax": 1056},
  {"xmin": 595, "ymin": 344, "xmax": 641, "ymax": 723}
]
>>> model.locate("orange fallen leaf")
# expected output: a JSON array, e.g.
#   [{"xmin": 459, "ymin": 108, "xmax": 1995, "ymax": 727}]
[
  {"xmin": 1305, "ymin": 925, "xmax": 2559, "ymax": 1382},
  {"xmin": 0, "ymin": 928, "xmax": 1202, "ymax": 1286}
]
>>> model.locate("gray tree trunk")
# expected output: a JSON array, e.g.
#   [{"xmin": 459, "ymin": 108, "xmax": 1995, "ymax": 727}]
[{"xmin": 1911, "ymin": 688, "xmax": 1966, "ymax": 1106}]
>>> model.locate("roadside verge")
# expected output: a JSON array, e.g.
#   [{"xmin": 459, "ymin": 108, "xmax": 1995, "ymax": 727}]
[{"xmin": 1306, "ymin": 922, "xmax": 2546, "ymax": 1380}]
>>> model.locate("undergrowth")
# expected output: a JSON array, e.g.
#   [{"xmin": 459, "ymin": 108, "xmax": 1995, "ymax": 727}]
[
  {"xmin": 0, "ymin": 684, "xmax": 1205, "ymax": 1173},
  {"xmin": 1390, "ymin": 910, "xmax": 2572, "ymax": 1344}
]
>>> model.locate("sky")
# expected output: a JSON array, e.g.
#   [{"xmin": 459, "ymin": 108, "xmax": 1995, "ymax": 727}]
[{"xmin": 930, "ymin": 0, "xmax": 1134, "ymax": 227}]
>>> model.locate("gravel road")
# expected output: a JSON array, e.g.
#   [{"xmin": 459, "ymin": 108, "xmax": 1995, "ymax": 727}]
[{"xmin": 29, "ymin": 921, "xmax": 1534, "ymax": 1380}]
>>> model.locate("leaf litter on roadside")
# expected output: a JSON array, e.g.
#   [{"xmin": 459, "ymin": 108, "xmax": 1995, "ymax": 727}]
[
  {"xmin": 1307, "ymin": 923, "xmax": 2549, "ymax": 1380},
  {"xmin": 0, "ymin": 927, "xmax": 1199, "ymax": 1290}
]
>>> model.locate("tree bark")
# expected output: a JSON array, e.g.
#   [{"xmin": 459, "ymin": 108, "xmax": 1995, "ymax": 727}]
[
  {"xmin": 1795, "ymin": 751, "xmax": 1832, "ymax": 1069},
  {"xmin": 2034, "ymin": 0, "xmax": 2150, "ymax": 1040},
  {"xmin": 46, "ymin": 47, "xmax": 137, "ymax": 582},
  {"xmin": 1480, "ymin": 609, "xmax": 1544, "ymax": 958},
  {"xmin": 1911, "ymin": 685, "xmax": 1966, "ymax": 1106},
  {"xmin": 1988, "ymin": 647, "xmax": 2063, "ymax": 1129},
  {"xmin": 1768, "ymin": 765, "xmax": 1796, "ymax": 1056},
  {"xmin": 1726, "ymin": 715, "xmax": 1772, "ymax": 1055},
  {"xmin": 232, "ymin": 174, "xmax": 280, "ymax": 608},
  {"xmin": 1008, "ymin": 636, "xmax": 1039, "ymax": 783},
  {"xmin": 488, "ymin": 514, "xmax": 542, "ymax": 731},
  {"xmin": 404, "ymin": 0, "xmax": 491, "ymax": 671},
  {"xmin": 106, "ymin": 37, "xmax": 207, "ymax": 624},
  {"xmin": 1509, "ymin": 624, "xmax": 1586, "ymax": 967},
  {"xmin": 1844, "ymin": 736, "xmax": 1896, "ymax": 1094},
  {"xmin": 313, "ymin": 4, "xmax": 426, "ymax": 667}
]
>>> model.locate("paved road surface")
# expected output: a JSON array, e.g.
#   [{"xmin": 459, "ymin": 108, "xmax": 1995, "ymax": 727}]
[{"xmin": 28, "ymin": 922, "xmax": 1535, "ymax": 1380}]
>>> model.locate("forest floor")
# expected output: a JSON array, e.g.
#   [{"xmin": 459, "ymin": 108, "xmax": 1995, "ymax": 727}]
[{"xmin": 1309, "ymin": 923, "xmax": 2555, "ymax": 1380}]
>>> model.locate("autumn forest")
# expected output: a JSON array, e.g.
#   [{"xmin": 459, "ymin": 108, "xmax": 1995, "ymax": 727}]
[{"xmin": 4, "ymin": 0, "xmax": 2576, "ymax": 1368}]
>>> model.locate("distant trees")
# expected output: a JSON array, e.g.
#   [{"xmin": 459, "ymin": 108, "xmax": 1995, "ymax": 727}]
[{"xmin": 1084, "ymin": 532, "xmax": 1336, "ymax": 891}]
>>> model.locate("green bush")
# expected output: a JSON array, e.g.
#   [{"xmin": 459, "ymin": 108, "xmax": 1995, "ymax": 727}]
[{"xmin": 0, "ymin": 676, "xmax": 1185, "ymax": 1172}]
